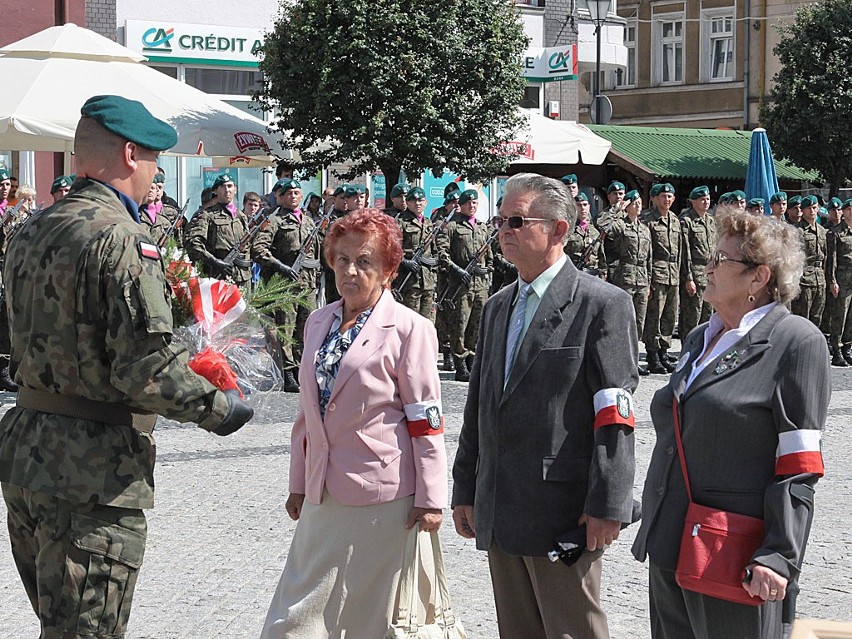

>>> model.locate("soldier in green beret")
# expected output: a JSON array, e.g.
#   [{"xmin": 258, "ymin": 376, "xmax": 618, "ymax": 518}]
[
  {"xmin": 385, "ymin": 183, "xmax": 409, "ymax": 218},
  {"xmin": 769, "ymin": 192, "xmax": 787, "ymax": 221},
  {"xmin": 437, "ymin": 188, "xmax": 493, "ymax": 381},
  {"xmin": 560, "ymin": 174, "xmax": 579, "ymax": 198},
  {"xmin": 643, "ymin": 183, "xmax": 685, "ymax": 374},
  {"xmin": 731, "ymin": 190, "xmax": 747, "ymax": 210},
  {"xmin": 679, "ymin": 185, "xmax": 717, "ymax": 340},
  {"xmin": 606, "ymin": 190, "xmax": 652, "ymax": 375},
  {"xmin": 791, "ymin": 195, "xmax": 828, "ymax": 329},
  {"xmin": 50, "ymin": 175, "xmax": 73, "ymax": 203},
  {"xmin": 565, "ymin": 192, "xmax": 605, "ymax": 276},
  {"xmin": 393, "ymin": 187, "xmax": 439, "ymax": 322},
  {"xmin": 826, "ymin": 200, "xmax": 852, "ymax": 366},
  {"xmin": 0, "ymin": 95, "xmax": 253, "ymax": 638},
  {"xmin": 344, "ymin": 184, "xmax": 367, "ymax": 211},
  {"xmin": 785, "ymin": 195, "xmax": 803, "ymax": 224},
  {"xmin": 823, "ymin": 198, "xmax": 842, "ymax": 229},
  {"xmin": 0, "ymin": 168, "xmax": 14, "ymax": 391},
  {"xmin": 432, "ymin": 190, "xmax": 461, "ymax": 370},
  {"xmin": 184, "ymin": 173, "xmax": 252, "ymax": 286},
  {"xmin": 746, "ymin": 198, "xmax": 765, "ymax": 215},
  {"xmin": 596, "ymin": 181, "xmax": 627, "ymax": 279},
  {"xmin": 139, "ymin": 172, "xmax": 178, "ymax": 246},
  {"xmin": 251, "ymin": 178, "xmax": 320, "ymax": 392}
]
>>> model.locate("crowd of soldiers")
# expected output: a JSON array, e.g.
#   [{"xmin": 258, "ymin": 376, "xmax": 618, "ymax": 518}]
[{"xmin": 4, "ymin": 162, "xmax": 852, "ymax": 395}]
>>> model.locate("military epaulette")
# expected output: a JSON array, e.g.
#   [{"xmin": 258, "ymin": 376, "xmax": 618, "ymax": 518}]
[{"xmin": 138, "ymin": 240, "xmax": 161, "ymax": 260}]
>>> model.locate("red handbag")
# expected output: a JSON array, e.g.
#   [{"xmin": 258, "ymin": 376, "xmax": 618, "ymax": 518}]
[{"xmin": 672, "ymin": 399, "xmax": 765, "ymax": 606}]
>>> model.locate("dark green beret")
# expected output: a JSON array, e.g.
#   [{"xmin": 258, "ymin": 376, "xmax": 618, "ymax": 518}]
[
  {"xmin": 443, "ymin": 182, "xmax": 461, "ymax": 198},
  {"xmin": 649, "ymin": 184, "xmax": 662, "ymax": 197},
  {"xmin": 829, "ymin": 197, "xmax": 843, "ymax": 209},
  {"xmin": 718, "ymin": 193, "xmax": 731, "ymax": 204},
  {"xmin": 406, "ymin": 186, "xmax": 426, "ymax": 201},
  {"xmin": 575, "ymin": 192, "xmax": 589, "ymax": 203},
  {"xmin": 788, "ymin": 195, "xmax": 802, "ymax": 207},
  {"xmin": 769, "ymin": 192, "xmax": 787, "ymax": 204},
  {"xmin": 276, "ymin": 178, "xmax": 301, "ymax": 192},
  {"xmin": 842, "ymin": 198, "xmax": 852, "ymax": 210},
  {"xmin": 344, "ymin": 184, "xmax": 366, "ymax": 198},
  {"xmin": 212, "ymin": 173, "xmax": 235, "ymax": 189},
  {"xmin": 444, "ymin": 191, "xmax": 461, "ymax": 205},
  {"xmin": 390, "ymin": 183, "xmax": 409, "ymax": 198},
  {"xmin": 659, "ymin": 183, "xmax": 675, "ymax": 194},
  {"xmin": 152, "ymin": 173, "xmax": 165, "ymax": 185},
  {"xmin": 458, "ymin": 189, "xmax": 479, "ymax": 205},
  {"xmin": 80, "ymin": 95, "xmax": 177, "ymax": 151},
  {"xmin": 50, "ymin": 175, "xmax": 73, "ymax": 193},
  {"xmin": 607, "ymin": 181, "xmax": 625, "ymax": 193},
  {"xmin": 818, "ymin": 206, "xmax": 828, "ymax": 216},
  {"xmin": 624, "ymin": 190, "xmax": 640, "ymax": 203},
  {"xmin": 332, "ymin": 184, "xmax": 349, "ymax": 197},
  {"xmin": 689, "ymin": 186, "xmax": 710, "ymax": 199},
  {"xmin": 560, "ymin": 174, "xmax": 577, "ymax": 185},
  {"xmin": 747, "ymin": 198, "xmax": 765, "ymax": 208},
  {"xmin": 801, "ymin": 195, "xmax": 819, "ymax": 208},
  {"xmin": 731, "ymin": 190, "xmax": 746, "ymax": 201},
  {"xmin": 0, "ymin": 169, "xmax": 10, "ymax": 181}
]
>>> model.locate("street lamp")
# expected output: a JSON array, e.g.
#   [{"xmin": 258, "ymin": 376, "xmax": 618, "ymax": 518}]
[{"xmin": 581, "ymin": 0, "xmax": 613, "ymax": 124}]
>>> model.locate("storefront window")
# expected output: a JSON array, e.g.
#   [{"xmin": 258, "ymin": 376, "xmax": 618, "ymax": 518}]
[{"xmin": 185, "ymin": 67, "xmax": 262, "ymax": 95}]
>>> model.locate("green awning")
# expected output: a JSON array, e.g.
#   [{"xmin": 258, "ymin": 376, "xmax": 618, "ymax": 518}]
[{"xmin": 587, "ymin": 124, "xmax": 818, "ymax": 183}]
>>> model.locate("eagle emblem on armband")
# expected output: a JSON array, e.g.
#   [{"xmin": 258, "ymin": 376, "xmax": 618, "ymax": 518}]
[
  {"xmin": 426, "ymin": 406, "xmax": 441, "ymax": 430},
  {"xmin": 616, "ymin": 391, "xmax": 631, "ymax": 419}
]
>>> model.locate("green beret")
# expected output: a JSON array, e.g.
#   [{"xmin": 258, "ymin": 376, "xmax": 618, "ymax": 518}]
[
  {"xmin": 731, "ymin": 190, "xmax": 746, "ymax": 202},
  {"xmin": 718, "ymin": 193, "xmax": 731, "ymax": 204},
  {"xmin": 406, "ymin": 186, "xmax": 426, "ymax": 201},
  {"xmin": 390, "ymin": 183, "xmax": 409, "ymax": 198},
  {"xmin": 50, "ymin": 175, "xmax": 73, "ymax": 193},
  {"xmin": 769, "ymin": 192, "xmax": 787, "ymax": 204},
  {"xmin": 659, "ymin": 183, "xmax": 675, "ymax": 194},
  {"xmin": 444, "ymin": 191, "xmax": 461, "ymax": 205},
  {"xmin": 458, "ymin": 189, "xmax": 479, "ymax": 205},
  {"xmin": 0, "ymin": 169, "xmax": 10, "ymax": 181},
  {"xmin": 276, "ymin": 178, "xmax": 301, "ymax": 192},
  {"xmin": 801, "ymin": 195, "xmax": 819, "ymax": 208},
  {"xmin": 624, "ymin": 189, "xmax": 640, "ymax": 203},
  {"xmin": 152, "ymin": 173, "xmax": 165, "ymax": 185},
  {"xmin": 80, "ymin": 95, "xmax": 177, "ymax": 151},
  {"xmin": 788, "ymin": 195, "xmax": 802, "ymax": 207},
  {"xmin": 575, "ymin": 192, "xmax": 589, "ymax": 203},
  {"xmin": 649, "ymin": 184, "xmax": 662, "ymax": 197},
  {"xmin": 842, "ymin": 198, "xmax": 852, "ymax": 210},
  {"xmin": 689, "ymin": 186, "xmax": 710, "ymax": 200},
  {"xmin": 443, "ymin": 182, "xmax": 461, "ymax": 198},
  {"xmin": 332, "ymin": 184, "xmax": 349, "ymax": 197},
  {"xmin": 212, "ymin": 173, "xmax": 235, "ymax": 189},
  {"xmin": 560, "ymin": 174, "xmax": 577, "ymax": 185},
  {"xmin": 829, "ymin": 197, "xmax": 843, "ymax": 209},
  {"xmin": 344, "ymin": 184, "xmax": 366, "ymax": 198},
  {"xmin": 607, "ymin": 181, "xmax": 625, "ymax": 193},
  {"xmin": 747, "ymin": 198, "xmax": 765, "ymax": 208}
]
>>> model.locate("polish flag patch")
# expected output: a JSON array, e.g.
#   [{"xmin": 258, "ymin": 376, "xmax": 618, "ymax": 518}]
[
  {"xmin": 138, "ymin": 241, "xmax": 161, "ymax": 260},
  {"xmin": 593, "ymin": 388, "xmax": 635, "ymax": 430},
  {"xmin": 776, "ymin": 429, "xmax": 824, "ymax": 477},
  {"xmin": 404, "ymin": 400, "xmax": 444, "ymax": 436}
]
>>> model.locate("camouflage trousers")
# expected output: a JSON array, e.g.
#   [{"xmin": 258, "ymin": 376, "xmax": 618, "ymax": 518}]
[
  {"xmin": 400, "ymin": 286, "xmax": 436, "ymax": 323},
  {"xmin": 620, "ymin": 283, "xmax": 649, "ymax": 340},
  {"xmin": 275, "ymin": 295, "xmax": 316, "ymax": 372},
  {"xmin": 448, "ymin": 284, "xmax": 488, "ymax": 359},
  {"xmin": 2, "ymin": 483, "xmax": 146, "ymax": 639},
  {"xmin": 679, "ymin": 283, "xmax": 712, "ymax": 341},
  {"xmin": 791, "ymin": 284, "xmax": 825, "ymax": 329},
  {"xmin": 435, "ymin": 273, "xmax": 451, "ymax": 354},
  {"xmin": 829, "ymin": 281, "xmax": 852, "ymax": 349},
  {"xmin": 644, "ymin": 283, "xmax": 679, "ymax": 353}
]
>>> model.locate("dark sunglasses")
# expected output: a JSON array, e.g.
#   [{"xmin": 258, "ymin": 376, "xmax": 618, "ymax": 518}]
[{"xmin": 492, "ymin": 215, "xmax": 552, "ymax": 230}]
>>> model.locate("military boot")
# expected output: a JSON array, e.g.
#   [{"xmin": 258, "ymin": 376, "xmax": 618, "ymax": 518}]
[
  {"xmin": 465, "ymin": 354, "xmax": 475, "ymax": 372},
  {"xmin": 659, "ymin": 349, "xmax": 677, "ymax": 373},
  {"xmin": 282, "ymin": 370, "xmax": 300, "ymax": 393},
  {"xmin": 442, "ymin": 351, "xmax": 455, "ymax": 371},
  {"xmin": 831, "ymin": 349, "xmax": 848, "ymax": 367},
  {"xmin": 0, "ymin": 366, "xmax": 18, "ymax": 393},
  {"xmin": 454, "ymin": 357, "xmax": 470, "ymax": 382},
  {"xmin": 842, "ymin": 345, "xmax": 852, "ymax": 366},
  {"xmin": 637, "ymin": 364, "xmax": 650, "ymax": 376},
  {"xmin": 647, "ymin": 352, "xmax": 668, "ymax": 374}
]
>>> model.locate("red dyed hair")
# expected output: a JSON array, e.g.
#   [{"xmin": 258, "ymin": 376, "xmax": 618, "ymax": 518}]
[{"xmin": 323, "ymin": 208, "xmax": 403, "ymax": 284}]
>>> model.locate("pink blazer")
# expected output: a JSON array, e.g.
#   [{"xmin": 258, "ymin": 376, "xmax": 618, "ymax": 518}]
[{"xmin": 289, "ymin": 289, "xmax": 448, "ymax": 509}]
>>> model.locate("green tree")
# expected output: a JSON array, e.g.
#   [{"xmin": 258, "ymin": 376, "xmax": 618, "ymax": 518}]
[
  {"xmin": 762, "ymin": 0, "xmax": 852, "ymax": 195},
  {"xmin": 256, "ymin": 0, "xmax": 529, "ymax": 184}
]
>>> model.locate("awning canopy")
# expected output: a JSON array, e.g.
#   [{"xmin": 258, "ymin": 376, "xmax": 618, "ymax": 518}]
[
  {"xmin": 503, "ymin": 111, "xmax": 612, "ymax": 166},
  {"xmin": 587, "ymin": 124, "xmax": 818, "ymax": 183}
]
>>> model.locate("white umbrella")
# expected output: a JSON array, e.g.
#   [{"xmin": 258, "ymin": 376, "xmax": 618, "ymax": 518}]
[
  {"xmin": 503, "ymin": 110, "xmax": 612, "ymax": 166},
  {"xmin": 0, "ymin": 23, "xmax": 285, "ymax": 163}
]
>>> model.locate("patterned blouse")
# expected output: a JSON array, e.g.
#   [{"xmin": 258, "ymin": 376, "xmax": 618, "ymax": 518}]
[{"xmin": 315, "ymin": 307, "xmax": 374, "ymax": 417}]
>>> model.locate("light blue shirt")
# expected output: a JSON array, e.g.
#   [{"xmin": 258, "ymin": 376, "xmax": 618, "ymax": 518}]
[{"xmin": 512, "ymin": 254, "xmax": 567, "ymax": 349}]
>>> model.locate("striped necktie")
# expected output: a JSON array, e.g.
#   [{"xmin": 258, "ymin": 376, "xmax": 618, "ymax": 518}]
[{"xmin": 505, "ymin": 283, "xmax": 532, "ymax": 385}]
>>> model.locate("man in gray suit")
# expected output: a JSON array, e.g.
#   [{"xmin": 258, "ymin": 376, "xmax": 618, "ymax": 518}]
[{"xmin": 452, "ymin": 173, "xmax": 638, "ymax": 639}]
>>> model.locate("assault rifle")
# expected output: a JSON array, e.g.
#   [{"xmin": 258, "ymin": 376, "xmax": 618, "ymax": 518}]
[
  {"xmin": 573, "ymin": 223, "xmax": 611, "ymax": 274},
  {"xmin": 0, "ymin": 201, "xmax": 25, "ymax": 227},
  {"xmin": 157, "ymin": 198, "xmax": 192, "ymax": 249},
  {"xmin": 437, "ymin": 227, "xmax": 499, "ymax": 310},
  {"xmin": 393, "ymin": 211, "xmax": 455, "ymax": 296},
  {"xmin": 222, "ymin": 208, "xmax": 274, "ymax": 269},
  {"xmin": 291, "ymin": 210, "xmax": 329, "ymax": 276}
]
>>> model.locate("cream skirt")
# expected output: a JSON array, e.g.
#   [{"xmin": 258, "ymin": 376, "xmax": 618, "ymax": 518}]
[{"xmin": 260, "ymin": 492, "xmax": 416, "ymax": 639}]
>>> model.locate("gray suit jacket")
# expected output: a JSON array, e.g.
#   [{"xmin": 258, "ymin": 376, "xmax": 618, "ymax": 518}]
[
  {"xmin": 451, "ymin": 259, "xmax": 639, "ymax": 556},
  {"xmin": 632, "ymin": 304, "xmax": 829, "ymax": 586}
]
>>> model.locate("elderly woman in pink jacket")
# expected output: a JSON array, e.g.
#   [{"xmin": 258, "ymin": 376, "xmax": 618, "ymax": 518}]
[{"xmin": 261, "ymin": 208, "xmax": 448, "ymax": 638}]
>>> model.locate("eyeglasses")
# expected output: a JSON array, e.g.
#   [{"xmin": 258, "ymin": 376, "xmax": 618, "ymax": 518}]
[
  {"xmin": 711, "ymin": 250, "xmax": 759, "ymax": 268},
  {"xmin": 492, "ymin": 215, "xmax": 552, "ymax": 230}
]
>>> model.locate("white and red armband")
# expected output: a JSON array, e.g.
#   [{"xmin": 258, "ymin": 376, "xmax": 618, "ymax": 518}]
[
  {"xmin": 776, "ymin": 429, "xmax": 824, "ymax": 477},
  {"xmin": 592, "ymin": 388, "xmax": 635, "ymax": 430},
  {"xmin": 404, "ymin": 400, "xmax": 445, "ymax": 437}
]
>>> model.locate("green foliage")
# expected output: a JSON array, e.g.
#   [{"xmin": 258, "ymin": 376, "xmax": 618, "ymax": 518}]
[
  {"xmin": 762, "ymin": 0, "xmax": 852, "ymax": 192},
  {"xmin": 256, "ymin": 0, "xmax": 529, "ymax": 183}
]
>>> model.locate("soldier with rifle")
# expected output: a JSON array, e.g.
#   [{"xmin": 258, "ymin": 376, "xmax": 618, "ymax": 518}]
[
  {"xmin": 393, "ymin": 186, "xmax": 441, "ymax": 321},
  {"xmin": 251, "ymin": 178, "xmax": 320, "ymax": 393},
  {"xmin": 139, "ymin": 173, "xmax": 178, "ymax": 246},
  {"xmin": 0, "ymin": 168, "xmax": 18, "ymax": 391},
  {"xmin": 565, "ymin": 192, "xmax": 605, "ymax": 277},
  {"xmin": 432, "ymin": 190, "xmax": 462, "ymax": 370}
]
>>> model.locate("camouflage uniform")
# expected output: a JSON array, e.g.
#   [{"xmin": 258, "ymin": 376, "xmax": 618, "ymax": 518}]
[
  {"xmin": 438, "ymin": 217, "xmax": 493, "ymax": 364},
  {"xmin": 0, "ymin": 209, "xmax": 13, "ymax": 388},
  {"xmin": 596, "ymin": 203, "xmax": 624, "ymax": 279},
  {"xmin": 393, "ymin": 210, "xmax": 438, "ymax": 322},
  {"xmin": 791, "ymin": 222, "xmax": 827, "ymax": 327},
  {"xmin": 431, "ymin": 206, "xmax": 455, "ymax": 362},
  {"xmin": 321, "ymin": 208, "xmax": 348, "ymax": 304},
  {"xmin": 643, "ymin": 210, "xmax": 685, "ymax": 357},
  {"xmin": 184, "ymin": 202, "xmax": 252, "ymax": 287},
  {"xmin": 679, "ymin": 210, "xmax": 717, "ymax": 339},
  {"xmin": 607, "ymin": 214, "xmax": 652, "ymax": 337},
  {"xmin": 490, "ymin": 242, "xmax": 518, "ymax": 295},
  {"xmin": 826, "ymin": 220, "xmax": 852, "ymax": 355},
  {"xmin": 565, "ymin": 221, "xmax": 605, "ymax": 276},
  {"xmin": 251, "ymin": 207, "xmax": 319, "ymax": 373},
  {"xmin": 139, "ymin": 202, "xmax": 178, "ymax": 247},
  {"xmin": 0, "ymin": 179, "xmax": 233, "ymax": 637}
]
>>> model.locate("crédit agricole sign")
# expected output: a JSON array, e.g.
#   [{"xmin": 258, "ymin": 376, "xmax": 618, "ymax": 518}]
[{"xmin": 125, "ymin": 20, "xmax": 264, "ymax": 67}]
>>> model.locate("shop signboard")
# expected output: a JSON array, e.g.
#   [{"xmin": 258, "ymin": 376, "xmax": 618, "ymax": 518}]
[{"xmin": 125, "ymin": 20, "xmax": 265, "ymax": 67}]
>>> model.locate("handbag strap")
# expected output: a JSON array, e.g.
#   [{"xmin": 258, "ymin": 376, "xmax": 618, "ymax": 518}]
[
  {"xmin": 672, "ymin": 397, "xmax": 694, "ymax": 503},
  {"xmin": 428, "ymin": 529, "xmax": 459, "ymax": 627}
]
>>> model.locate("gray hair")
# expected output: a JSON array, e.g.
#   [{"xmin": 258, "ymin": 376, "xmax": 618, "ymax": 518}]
[
  {"xmin": 715, "ymin": 208, "xmax": 805, "ymax": 304},
  {"xmin": 503, "ymin": 173, "xmax": 577, "ymax": 239}
]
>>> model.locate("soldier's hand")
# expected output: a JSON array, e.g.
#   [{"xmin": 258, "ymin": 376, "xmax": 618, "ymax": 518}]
[
  {"xmin": 472, "ymin": 265, "xmax": 491, "ymax": 277},
  {"xmin": 213, "ymin": 389, "xmax": 254, "ymax": 436},
  {"xmin": 277, "ymin": 262, "xmax": 299, "ymax": 281},
  {"xmin": 400, "ymin": 258, "xmax": 419, "ymax": 273},
  {"xmin": 451, "ymin": 263, "xmax": 472, "ymax": 287},
  {"xmin": 208, "ymin": 257, "xmax": 234, "ymax": 278}
]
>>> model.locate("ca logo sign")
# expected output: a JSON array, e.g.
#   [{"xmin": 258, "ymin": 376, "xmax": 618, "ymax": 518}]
[
  {"xmin": 142, "ymin": 27, "xmax": 175, "ymax": 52},
  {"xmin": 547, "ymin": 49, "xmax": 572, "ymax": 72}
]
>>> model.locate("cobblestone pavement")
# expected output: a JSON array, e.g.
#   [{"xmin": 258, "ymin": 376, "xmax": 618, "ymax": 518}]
[{"xmin": 1, "ymin": 351, "xmax": 850, "ymax": 638}]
